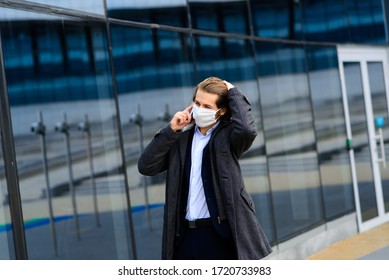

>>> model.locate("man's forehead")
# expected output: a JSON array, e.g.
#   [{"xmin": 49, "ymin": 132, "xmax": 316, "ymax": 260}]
[{"xmin": 195, "ymin": 89, "xmax": 218, "ymax": 102}]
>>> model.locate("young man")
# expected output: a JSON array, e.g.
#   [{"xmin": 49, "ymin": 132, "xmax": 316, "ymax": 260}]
[{"xmin": 138, "ymin": 77, "xmax": 272, "ymax": 260}]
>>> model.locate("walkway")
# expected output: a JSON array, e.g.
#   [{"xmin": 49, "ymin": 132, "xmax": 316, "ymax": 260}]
[{"xmin": 307, "ymin": 222, "xmax": 389, "ymax": 260}]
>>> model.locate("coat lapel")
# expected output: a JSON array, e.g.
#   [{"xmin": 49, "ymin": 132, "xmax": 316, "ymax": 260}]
[{"xmin": 178, "ymin": 128, "xmax": 193, "ymax": 171}]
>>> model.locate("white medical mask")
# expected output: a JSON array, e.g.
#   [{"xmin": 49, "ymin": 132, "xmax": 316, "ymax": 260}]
[{"xmin": 192, "ymin": 104, "xmax": 221, "ymax": 128}]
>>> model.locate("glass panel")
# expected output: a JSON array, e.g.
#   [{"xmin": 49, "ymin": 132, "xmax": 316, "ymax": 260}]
[
  {"xmin": 110, "ymin": 25, "xmax": 194, "ymax": 259},
  {"xmin": 256, "ymin": 42, "xmax": 323, "ymax": 241},
  {"xmin": 19, "ymin": 0, "xmax": 105, "ymax": 15},
  {"xmin": 343, "ymin": 62, "xmax": 378, "ymax": 222},
  {"xmin": 106, "ymin": 0, "xmax": 188, "ymax": 27},
  {"xmin": 193, "ymin": 35, "xmax": 275, "ymax": 244},
  {"xmin": 1, "ymin": 8, "xmax": 135, "ymax": 259},
  {"xmin": 250, "ymin": 0, "xmax": 303, "ymax": 39},
  {"xmin": 346, "ymin": 0, "xmax": 386, "ymax": 44},
  {"xmin": 188, "ymin": 0, "xmax": 250, "ymax": 34},
  {"xmin": 300, "ymin": 0, "xmax": 386, "ymax": 44},
  {"xmin": 367, "ymin": 62, "xmax": 389, "ymax": 213},
  {"xmin": 300, "ymin": 0, "xmax": 349, "ymax": 42},
  {"xmin": 306, "ymin": 46, "xmax": 354, "ymax": 219},
  {"xmin": 0, "ymin": 130, "xmax": 14, "ymax": 259}
]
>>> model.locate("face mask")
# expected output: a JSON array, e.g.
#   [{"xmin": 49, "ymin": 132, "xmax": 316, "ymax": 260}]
[{"xmin": 192, "ymin": 104, "xmax": 220, "ymax": 128}]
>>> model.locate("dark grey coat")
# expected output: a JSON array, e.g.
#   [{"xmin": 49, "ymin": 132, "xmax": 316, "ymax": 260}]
[{"xmin": 138, "ymin": 87, "xmax": 272, "ymax": 260}]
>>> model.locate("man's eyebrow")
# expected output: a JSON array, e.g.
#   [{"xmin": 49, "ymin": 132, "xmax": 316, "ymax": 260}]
[{"xmin": 195, "ymin": 100, "xmax": 213, "ymax": 107}]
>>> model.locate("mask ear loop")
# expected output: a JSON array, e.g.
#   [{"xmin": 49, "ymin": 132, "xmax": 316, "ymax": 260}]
[{"xmin": 214, "ymin": 108, "xmax": 222, "ymax": 121}]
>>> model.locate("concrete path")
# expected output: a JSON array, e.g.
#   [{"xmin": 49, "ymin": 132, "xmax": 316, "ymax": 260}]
[{"xmin": 307, "ymin": 222, "xmax": 389, "ymax": 260}]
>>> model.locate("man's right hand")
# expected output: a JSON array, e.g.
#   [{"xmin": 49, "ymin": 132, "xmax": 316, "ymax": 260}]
[{"xmin": 169, "ymin": 104, "xmax": 193, "ymax": 132}]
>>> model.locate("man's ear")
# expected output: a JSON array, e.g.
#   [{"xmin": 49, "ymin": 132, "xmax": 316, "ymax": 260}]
[{"xmin": 218, "ymin": 107, "xmax": 227, "ymax": 117}]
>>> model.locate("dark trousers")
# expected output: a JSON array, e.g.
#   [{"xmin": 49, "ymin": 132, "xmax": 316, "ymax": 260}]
[{"xmin": 173, "ymin": 225, "xmax": 237, "ymax": 260}]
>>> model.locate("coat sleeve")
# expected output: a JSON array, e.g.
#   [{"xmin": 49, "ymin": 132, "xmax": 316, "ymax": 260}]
[
  {"xmin": 228, "ymin": 87, "xmax": 258, "ymax": 157},
  {"xmin": 138, "ymin": 124, "xmax": 181, "ymax": 176}
]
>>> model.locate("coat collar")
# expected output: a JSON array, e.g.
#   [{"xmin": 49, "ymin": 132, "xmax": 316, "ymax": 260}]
[
  {"xmin": 178, "ymin": 128, "xmax": 194, "ymax": 170},
  {"xmin": 178, "ymin": 120, "xmax": 230, "ymax": 167},
  {"xmin": 209, "ymin": 119, "xmax": 231, "ymax": 144}
]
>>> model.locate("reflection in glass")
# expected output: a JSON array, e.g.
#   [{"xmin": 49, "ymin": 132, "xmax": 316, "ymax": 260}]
[
  {"xmin": 367, "ymin": 62, "xmax": 389, "ymax": 213},
  {"xmin": 1, "ymin": 8, "xmax": 135, "ymax": 259},
  {"xmin": 250, "ymin": 0, "xmax": 302, "ymax": 39},
  {"xmin": 0, "ymin": 0, "xmax": 386, "ymax": 259},
  {"xmin": 306, "ymin": 46, "xmax": 353, "ymax": 219},
  {"xmin": 346, "ymin": 0, "xmax": 386, "ymax": 44},
  {"xmin": 256, "ymin": 42, "xmax": 323, "ymax": 241},
  {"xmin": 107, "ymin": 0, "xmax": 188, "ymax": 27},
  {"xmin": 188, "ymin": 0, "xmax": 249, "ymax": 34},
  {"xmin": 343, "ymin": 62, "xmax": 378, "ymax": 222},
  {"xmin": 0, "ymin": 131, "xmax": 14, "ymax": 259},
  {"xmin": 300, "ymin": 0, "xmax": 386, "ymax": 43},
  {"xmin": 300, "ymin": 0, "xmax": 349, "ymax": 42},
  {"xmin": 23, "ymin": 0, "xmax": 105, "ymax": 15},
  {"xmin": 111, "ymin": 26, "xmax": 195, "ymax": 259},
  {"xmin": 192, "ymin": 34, "xmax": 275, "ymax": 244}
]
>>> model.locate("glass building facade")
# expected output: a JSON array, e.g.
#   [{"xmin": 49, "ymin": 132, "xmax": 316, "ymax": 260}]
[{"xmin": 0, "ymin": 0, "xmax": 388, "ymax": 259}]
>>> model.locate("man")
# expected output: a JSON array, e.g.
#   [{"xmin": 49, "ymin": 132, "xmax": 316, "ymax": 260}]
[{"xmin": 138, "ymin": 77, "xmax": 272, "ymax": 260}]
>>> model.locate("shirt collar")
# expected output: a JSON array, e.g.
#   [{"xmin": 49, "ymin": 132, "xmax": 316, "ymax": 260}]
[{"xmin": 195, "ymin": 121, "xmax": 220, "ymax": 136}]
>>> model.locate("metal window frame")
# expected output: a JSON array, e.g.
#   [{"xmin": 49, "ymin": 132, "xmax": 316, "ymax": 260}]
[{"xmin": 0, "ymin": 30, "xmax": 28, "ymax": 260}]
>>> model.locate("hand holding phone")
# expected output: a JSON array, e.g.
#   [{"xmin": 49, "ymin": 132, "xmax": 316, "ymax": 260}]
[{"xmin": 169, "ymin": 104, "xmax": 193, "ymax": 132}]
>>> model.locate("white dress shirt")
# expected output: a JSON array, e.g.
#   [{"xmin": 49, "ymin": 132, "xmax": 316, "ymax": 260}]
[{"xmin": 185, "ymin": 124, "xmax": 219, "ymax": 221}]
